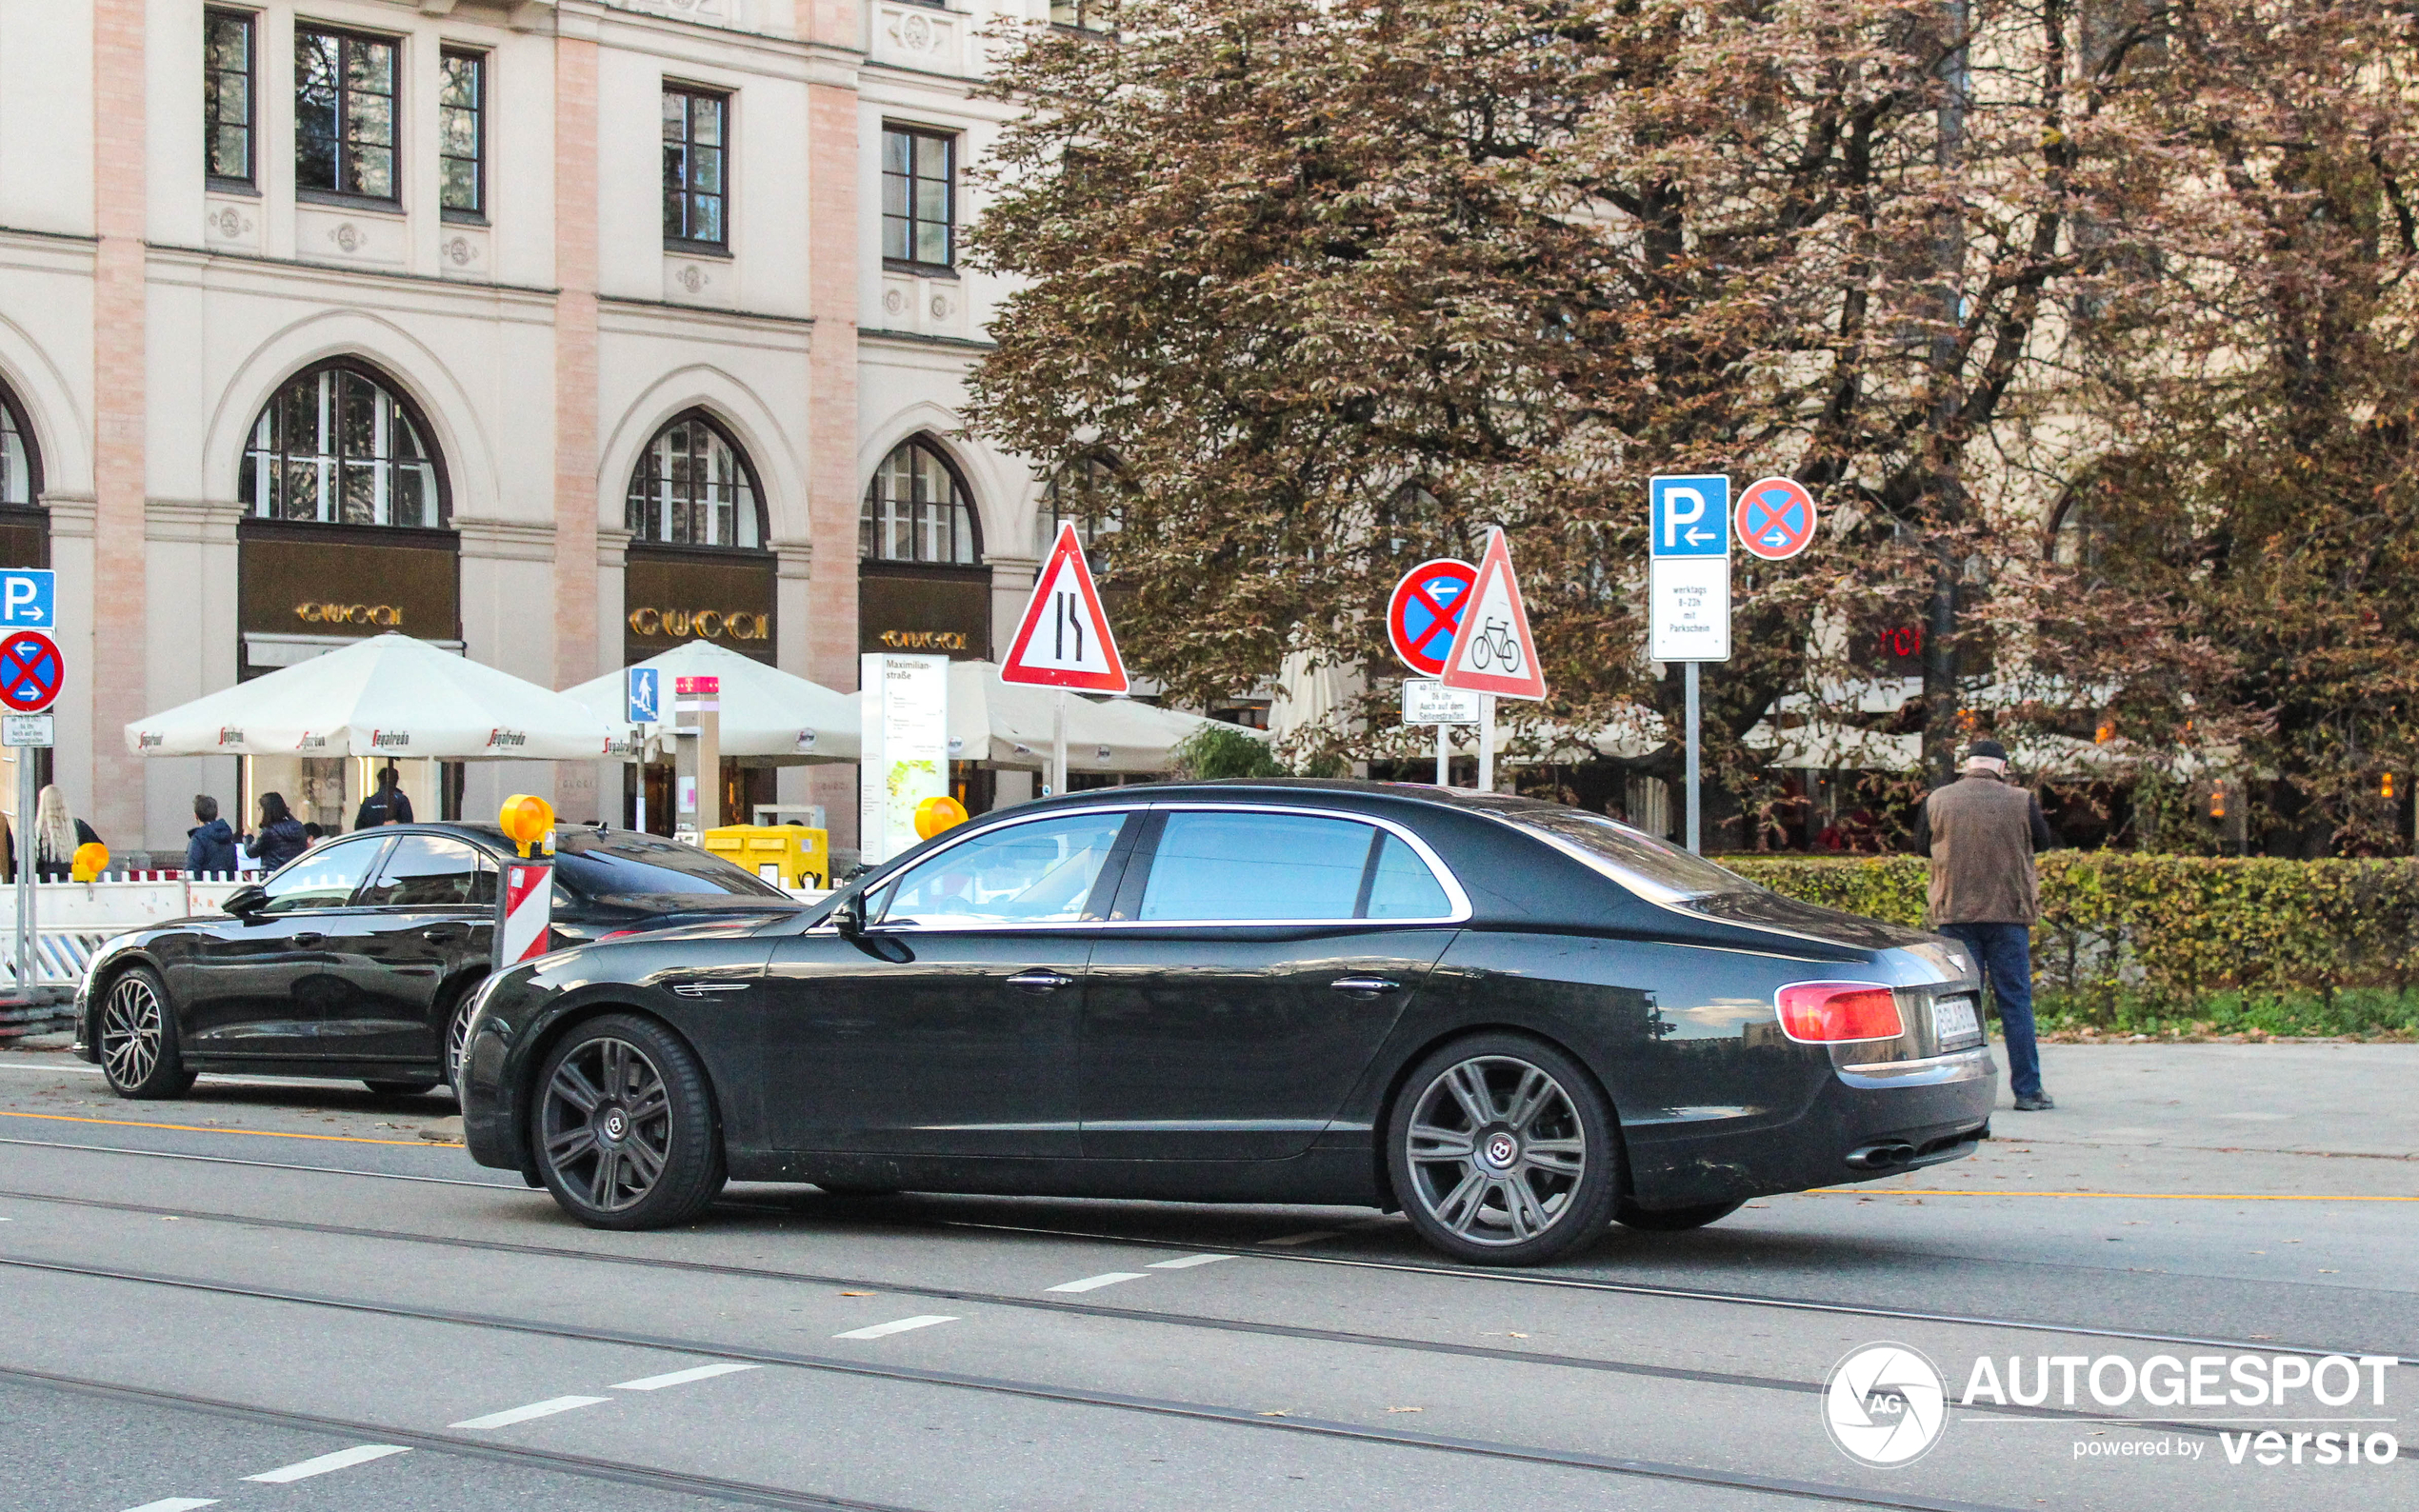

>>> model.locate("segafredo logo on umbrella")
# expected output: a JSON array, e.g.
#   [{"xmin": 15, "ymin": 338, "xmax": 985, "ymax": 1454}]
[
  {"xmin": 295, "ymin": 732, "xmax": 327, "ymax": 749},
  {"xmin": 137, "ymin": 731, "xmax": 163, "ymax": 749},
  {"xmin": 370, "ymin": 728, "xmax": 410, "ymax": 749},
  {"xmin": 486, "ymin": 727, "xmax": 528, "ymax": 749},
  {"xmin": 1824, "ymin": 1343, "xmax": 1949, "ymax": 1467},
  {"xmin": 215, "ymin": 726, "xmax": 244, "ymax": 746}
]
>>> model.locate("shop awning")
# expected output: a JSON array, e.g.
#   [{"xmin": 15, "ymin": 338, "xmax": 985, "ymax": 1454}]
[
  {"xmin": 948, "ymin": 662, "xmax": 1266, "ymax": 774},
  {"xmin": 558, "ymin": 641, "xmax": 860, "ymax": 764},
  {"xmin": 126, "ymin": 633, "xmax": 621, "ymax": 761}
]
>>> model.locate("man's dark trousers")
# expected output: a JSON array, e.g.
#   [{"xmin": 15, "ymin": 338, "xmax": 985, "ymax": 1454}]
[{"xmin": 1938, "ymin": 921, "xmax": 2042, "ymax": 1100}]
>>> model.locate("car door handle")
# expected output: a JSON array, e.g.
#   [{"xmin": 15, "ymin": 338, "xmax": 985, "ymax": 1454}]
[
  {"xmin": 1329, "ymin": 976, "xmax": 1400, "ymax": 995},
  {"xmin": 421, "ymin": 925, "xmax": 468, "ymax": 942},
  {"xmin": 291, "ymin": 931, "xmax": 327, "ymax": 946},
  {"xmin": 1006, "ymin": 968, "xmax": 1075, "ymax": 993}
]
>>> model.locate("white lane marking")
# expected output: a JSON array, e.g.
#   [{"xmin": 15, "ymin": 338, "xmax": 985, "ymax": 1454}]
[
  {"xmin": 450, "ymin": 1395, "xmax": 610, "ymax": 1429},
  {"xmin": 122, "ymin": 1501, "xmax": 218, "ymax": 1511},
  {"xmin": 833, "ymin": 1314, "xmax": 958, "ymax": 1340},
  {"xmin": 611, "ymin": 1362, "xmax": 761, "ymax": 1391},
  {"xmin": 244, "ymin": 1443, "xmax": 410, "ymax": 1482},
  {"xmin": 1047, "ymin": 1271, "xmax": 1148, "ymax": 1293},
  {"xmin": 1145, "ymin": 1253, "xmax": 1232, "ymax": 1270},
  {"xmin": 1260, "ymin": 1229, "xmax": 1344, "ymax": 1246}
]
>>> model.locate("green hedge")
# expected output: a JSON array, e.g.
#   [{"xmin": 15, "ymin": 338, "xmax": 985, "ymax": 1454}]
[{"xmin": 1721, "ymin": 854, "xmax": 2419, "ymax": 1012}]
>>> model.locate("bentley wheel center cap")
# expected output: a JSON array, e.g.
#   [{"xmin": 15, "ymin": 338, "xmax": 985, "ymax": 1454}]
[
  {"xmin": 1484, "ymin": 1131, "xmax": 1520, "ymax": 1168},
  {"xmin": 600, "ymin": 1107, "xmax": 630, "ymax": 1142}
]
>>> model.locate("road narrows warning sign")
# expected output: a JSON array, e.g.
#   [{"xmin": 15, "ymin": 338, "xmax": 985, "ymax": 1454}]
[
  {"xmin": 1001, "ymin": 523, "xmax": 1130, "ymax": 694},
  {"xmin": 1439, "ymin": 528, "xmax": 1547, "ymax": 701}
]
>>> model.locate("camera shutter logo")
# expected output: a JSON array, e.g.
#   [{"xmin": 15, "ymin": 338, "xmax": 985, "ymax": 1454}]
[{"xmin": 1824, "ymin": 1343, "xmax": 1949, "ymax": 1467}]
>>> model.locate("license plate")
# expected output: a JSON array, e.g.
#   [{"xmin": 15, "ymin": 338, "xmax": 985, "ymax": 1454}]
[{"xmin": 1931, "ymin": 996, "xmax": 1982, "ymax": 1049}]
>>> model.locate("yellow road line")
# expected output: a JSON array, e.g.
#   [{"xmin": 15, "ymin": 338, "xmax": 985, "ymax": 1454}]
[
  {"xmin": 0, "ymin": 1108, "xmax": 461, "ymax": 1148},
  {"xmin": 1807, "ymin": 1187, "xmax": 2416, "ymax": 1202}
]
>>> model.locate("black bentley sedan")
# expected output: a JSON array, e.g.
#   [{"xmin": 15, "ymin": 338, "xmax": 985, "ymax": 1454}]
[
  {"xmin": 74, "ymin": 825, "xmax": 798, "ymax": 1101},
  {"xmin": 460, "ymin": 783, "xmax": 1996, "ymax": 1265}
]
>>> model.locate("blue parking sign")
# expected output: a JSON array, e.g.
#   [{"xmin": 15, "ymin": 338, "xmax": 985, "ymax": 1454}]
[
  {"xmin": 0, "ymin": 569, "xmax": 54, "ymax": 627},
  {"xmin": 626, "ymin": 666, "xmax": 660, "ymax": 725},
  {"xmin": 1649, "ymin": 476, "xmax": 1731, "ymax": 558}
]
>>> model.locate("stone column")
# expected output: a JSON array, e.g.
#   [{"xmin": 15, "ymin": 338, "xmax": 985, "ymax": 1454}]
[
  {"xmin": 801, "ymin": 2, "xmax": 862, "ymax": 851},
  {"xmin": 551, "ymin": 16, "xmax": 602, "ymax": 822},
  {"xmin": 90, "ymin": 0, "xmax": 149, "ymax": 846}
]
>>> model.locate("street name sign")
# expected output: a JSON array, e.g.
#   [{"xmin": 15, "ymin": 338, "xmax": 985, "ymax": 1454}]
[
  {"xmin": 1002, "ymin": 523, "xmax": 1130, "ymax": 693},
  {"xmin": 1386, "ymin": 558, "xmax": 1477, "ymax": 676},
  {"xmin": 1440, "ymin": 527, "xmax": 1547, "ymax": 701},
  {"xmin": 1401, "ymin": 678, "xmax": 1481, "ymax": 726},
  {"xmin": 1735, "ymin": 476, "xmax": 1818, "ymax": 561}
]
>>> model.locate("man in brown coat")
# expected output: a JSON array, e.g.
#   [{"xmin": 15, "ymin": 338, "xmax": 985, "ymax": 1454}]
[{"xmin": 1911, "ymin": 739, "xmax": 2059, "ymax": 1110}]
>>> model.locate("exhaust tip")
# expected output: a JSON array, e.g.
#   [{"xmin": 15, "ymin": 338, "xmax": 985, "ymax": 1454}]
[{"xmin": 1846, "ymin": 1142, "xmax": 1918, "ymax": 1170}]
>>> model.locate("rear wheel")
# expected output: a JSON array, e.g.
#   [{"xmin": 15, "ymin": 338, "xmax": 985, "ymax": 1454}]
[
  {"xmin": 1615, "ymin": 1199, "xmax": 1743, "ymax": 1233},
  {"xmin": 443, "ymin": 994, "xmax": 476, "ymax": 1097},
  {"xmin": 532, "ymin": 1014, "xmax": 724, "ymax": 1230},
  {"xmin": 97, "ymin": 966, "xmax": 196, "ymax": 1100},
  {"xmin": 1386, "ymin": 1034, "xmax": 1619, "ymax": 1265}
]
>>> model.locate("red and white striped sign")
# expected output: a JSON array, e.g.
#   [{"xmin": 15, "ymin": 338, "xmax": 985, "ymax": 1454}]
[{"xmin": 498, "ymin": 859, "xmax": 554, "ymax": 966}]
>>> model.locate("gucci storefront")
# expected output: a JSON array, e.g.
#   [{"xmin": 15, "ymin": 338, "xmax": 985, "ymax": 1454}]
[
  {"xmin": 235, "ymin": 361, "xmax": 464, "ymax": 832},
  {"xmin": 860, "ymin": 436, "xmax": 994, "ymax": 811}
]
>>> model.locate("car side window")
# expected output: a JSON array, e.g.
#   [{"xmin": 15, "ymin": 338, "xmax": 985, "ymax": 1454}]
[
  {"xmin": 257, "ymin": 838, "xmax": 387, "ymax": 915},
  {"xmin": 1138, "ymin": 812, "xmax": 1380, "ymax": 923},
  {"xmin": 878, "ymin": 812, "xmax": 1130, "ymax": 927},
  {"xmin": 1364, "ymin": 832, "xmax": 1451, "ymax": 919},
  {"xmin": 360, "ymin": 835, "xmax": 496, "ymax": 908}
]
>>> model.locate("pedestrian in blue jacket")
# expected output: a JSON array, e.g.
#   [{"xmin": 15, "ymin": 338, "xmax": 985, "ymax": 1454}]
[{"xmin": 184, "ymin": 794, "xmax": 239, "ymax": 875}]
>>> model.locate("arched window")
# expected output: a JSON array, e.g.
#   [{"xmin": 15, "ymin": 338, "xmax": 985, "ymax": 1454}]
[
  {"xmin": 239, "ymin": 362, "xmax": 445, "ymax": 527},
  {"xmin": 862, "ymin": 438, "xmax": 979, "ymax": 565},
  {"xmin": 625, "ymin": 411, "xmax": 765, "ymax": 549},
  {"xmin": 1036, "ymin": 453, "xmax": 1123, "ymax": 559},
  {"xmin": 0, "ymin": 388, "xmax": 37, "ymax": 505}
]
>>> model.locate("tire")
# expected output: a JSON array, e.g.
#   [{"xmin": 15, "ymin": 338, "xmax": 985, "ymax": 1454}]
[
  {"xmin": 364, "ymin": 1079, "xmax": 440, "ymax": 1097},
  {"xmin": 531, "ymin": 1013, "xmax": 724, "ymax": 1230},
  {"xmin": 96, "ymin": 966, "xmax": 197, "ymax": 1100},
  {"xmin": 1615, "ymin": 1199, "xmax": 1743, "ymax": 1233},
  {"xmin": 1385, "ymin": 1033, "xmax": 1620, "ymax": 1266}
]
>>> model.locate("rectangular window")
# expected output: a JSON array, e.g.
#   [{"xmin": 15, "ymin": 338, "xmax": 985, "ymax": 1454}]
[
  {"xmin": 295, "ymin": 26, "xmax": 398, "ymax": 202},
  {"xmin": 882, "ymin": 126, "xmax": 955, "ymax": 269},
  {"xmin": 662, "ymin": 86, "xmax": 729, "ymax": 249},
  {"xmin": 1049, "ymin": 0, "xmax": 1117, "ymax": 31},
  {"xmin": 204, "ymin": 10, "xmax": 255, "ymax": 186},
  {"xmin": 438, "ymin": 50, "xmax": 485, "ymax": 219}
]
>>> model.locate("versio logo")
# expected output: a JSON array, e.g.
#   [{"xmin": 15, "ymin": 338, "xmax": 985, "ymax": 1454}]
[{"xmin": 1825, "ymin": 1343, "xmax": 1949, "ymax": 1467}]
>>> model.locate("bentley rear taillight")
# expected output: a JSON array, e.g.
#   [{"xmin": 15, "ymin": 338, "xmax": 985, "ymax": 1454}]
[{"xmin": 1775, "ymin": 982, "xmax": 1905, "ymax": 1044}]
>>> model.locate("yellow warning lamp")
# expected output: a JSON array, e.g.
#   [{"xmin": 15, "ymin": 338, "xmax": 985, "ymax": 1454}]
[
  {"xmin": 499, "ymin": 793, "xmax": 556, "ymax": 858},
  {"xmin": 2386, "ymin": 772, "xmax": 2399, "ymax": 801},
  {"xmin": 913, "ymin": 794, "xmax": 969, "ymax": 840},
  {"xmin": 70, "ymin": 841, "xmax": 109, "ymax": 882},
  {"xmin": 2209, "ymin": 783, "xmax": 2226, "ymax": 820},
  {"xmin": 2093, "ymin": 715, "xmax": 2116, "ymax": 745}
]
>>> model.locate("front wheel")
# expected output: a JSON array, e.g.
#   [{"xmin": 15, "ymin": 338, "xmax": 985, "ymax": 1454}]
[
  {"xmin": 1386, "ymin": 1034, "xmax": 1620, "ymax": 1265},
  {"xmin": 532, "ymin": 1014, "xmax": 724, "ymax": 1230},
  {"xmin": 97, "ymin": 966, "xmax": 196, "ymax": 1099}
]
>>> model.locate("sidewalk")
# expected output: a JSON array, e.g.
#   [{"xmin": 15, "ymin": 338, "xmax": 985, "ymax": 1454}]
[{"xmin": 2012, "ymin": 1042, "xmax": 2419, "ymax": 1160}]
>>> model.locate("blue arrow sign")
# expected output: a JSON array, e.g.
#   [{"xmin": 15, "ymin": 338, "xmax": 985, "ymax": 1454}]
[
  {"xmin": 0, "ymin": 569, "xmax": 53, "ymax": 627},
  {"xmin": 626, "ymin": 666, "xmax": 660, "ymax": 725},
  {"xmin": 1649, "ymin": 476, "xmax": 1731, "ymax": 559}
]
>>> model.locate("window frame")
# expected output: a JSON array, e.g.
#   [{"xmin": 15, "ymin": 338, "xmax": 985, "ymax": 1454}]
[
  {"xmin": 1123, "ymin": 806, "xmax": 1467, "ymax": 926},
  {"xmin": 624, "ymin": 408, "xmax": 770, "ymax": 552},
  {"xmin": 881, "ymin": 124, "xmax": 957, "ymax": 273},
  {"xmin": 861, "ymin": 436, "xmax": 983, "ymax": 566},
  {"xmin": 256, "ymin": 835, "xmax": 395, "ymax": 914},
  {"xmin": 869, "ymin": 808, "xmax": 1143, "ymax": 930},
  {"xmin": 237, "ymin": 358, "xmax": 452, "ymax": 530},
  {"xmin": 204, "ymin": 8, "xmax": 258, "ymax": 191},
  {"xmin": 293, "ymin": 22, "xmax": 403, "ymax": 209},
  {"xmin": 662, "ymin": 83, "xmax": 731, "ymax": 253},
  {"xmin": 1049, "ymin": 0, "xmax": 1120, "ymax": 33},
  {"xmin": 437, "ymin": 47, "xmax": 487, "ymax": 223}
]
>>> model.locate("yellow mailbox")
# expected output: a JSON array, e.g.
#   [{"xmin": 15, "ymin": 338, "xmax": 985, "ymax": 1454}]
[{"xmin": 702, "ymin": 824, "xmax": 830, "ymax": 889}]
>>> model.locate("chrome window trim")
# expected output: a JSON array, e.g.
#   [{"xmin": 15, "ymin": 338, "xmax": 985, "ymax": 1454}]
[{"xmin": 842, "ymin": 800, "xmax": 1471, "ymax": 933}]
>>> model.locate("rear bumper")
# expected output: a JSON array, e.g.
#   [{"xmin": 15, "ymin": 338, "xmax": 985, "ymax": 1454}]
[{"xmin": 1623, "ymin": 1047, "xmax": 1997, "ymax": 1210}]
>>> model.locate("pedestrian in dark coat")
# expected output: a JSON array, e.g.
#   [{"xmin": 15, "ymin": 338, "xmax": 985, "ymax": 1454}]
[
  {"xmin": 184, "ymin": 794, "xmax": 239, "ymax": 875},
  {"xmin": 354, "ymin": 764, "xmax": 413, "ymax": 829},
  {"xmin": 1910, "ymin": 739, "xmax": 2060, "ymax": 1111},
  {"xmin": 244, "ymin": 791, "xmax": 310, "ymax": 873}
]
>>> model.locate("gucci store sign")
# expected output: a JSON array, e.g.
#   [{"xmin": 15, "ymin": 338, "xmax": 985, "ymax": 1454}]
[
  {"xmin": 625, "ymin": 547, "xmax": 776, "ymax": 665},
  {"xmin": 240, "ymin": 520, "xmax": 460, "ymax": 675},
  {"xmin": 626, "ymin": 607, "xmax": 771, "ymax": 641}
]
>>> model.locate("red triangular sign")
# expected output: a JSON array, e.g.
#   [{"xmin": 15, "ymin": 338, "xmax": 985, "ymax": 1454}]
[
  {"xmin": 1000, "ymin": 524, "xmax": 1130, "ymax": 693},
  {"xmin": 1439, "ymin": 527, "xmax": 1547, "ymax": 700}
]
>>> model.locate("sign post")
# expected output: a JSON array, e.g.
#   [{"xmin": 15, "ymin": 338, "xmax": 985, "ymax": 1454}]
[
  {"xmin": 0, "ymin": 570, "xmax": 56, "ymax": 1000},
  {"xmin": 1649, "ymin": 476, "xmax": 1732, "ymax": 852},
  {"xmin": 1438, "ymin": 529, "xmax": 1548, "ymax": 791},
  {"xmin": 1000, "ymin": 524, "xmax": 1130, "ymax": 800}
]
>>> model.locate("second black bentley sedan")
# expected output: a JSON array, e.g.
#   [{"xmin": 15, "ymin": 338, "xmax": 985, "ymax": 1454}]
[
  {"xmin": 461, "ymin": 783, "xmax": 1997, "ymax": 1265},
  {"xmin": 74, "ymin": 824, "xmax": 799, "ymax": 1101}
]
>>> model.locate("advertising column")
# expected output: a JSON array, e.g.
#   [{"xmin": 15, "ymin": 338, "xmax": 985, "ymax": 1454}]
[{"xmin": 857, "ymin": 652, "xmax": 950, "ymax": 866}]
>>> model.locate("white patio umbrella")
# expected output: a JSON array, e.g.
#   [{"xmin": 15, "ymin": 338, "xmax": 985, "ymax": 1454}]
[
  {"xmin": 559, "ymin": 641, "xmax": 860, "ymax": 763},
  {"xmin": 126, "ymin": 632, "xmax": 620, "ymax": 760},
  {"xmin": 946, "ymin": 662, "xmax": 1264, "ymax": 775}
]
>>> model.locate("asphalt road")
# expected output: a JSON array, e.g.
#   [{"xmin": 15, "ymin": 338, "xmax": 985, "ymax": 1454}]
[{"xmin": 0, "ymin": 1042, "xmax": 2410, "ymax": 1512}]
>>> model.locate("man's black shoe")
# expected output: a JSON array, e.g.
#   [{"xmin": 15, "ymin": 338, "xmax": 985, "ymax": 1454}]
[{"xmin": 2012, "ymin": 1093, "xmax": 2056, "ymax": 1111}]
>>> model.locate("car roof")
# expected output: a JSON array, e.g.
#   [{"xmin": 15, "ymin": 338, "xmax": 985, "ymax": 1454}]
[{"xmin": 998, "ymin": 777, "xmax": 1567, "ymax": 820}]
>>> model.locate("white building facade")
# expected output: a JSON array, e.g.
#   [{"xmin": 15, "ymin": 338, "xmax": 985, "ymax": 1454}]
[{"xmin": 1, "ymin": 0, "xmax": 1067, "ymax": 861}]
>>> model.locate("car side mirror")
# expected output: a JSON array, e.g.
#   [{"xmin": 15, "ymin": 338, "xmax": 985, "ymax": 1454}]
[
  {"xmin": 222, "ymin": 884, "xmax": 269, "ymax": 919},
  {"xmin": 830, "ymin": 893, "xmax": 865, "ymax": 938}
]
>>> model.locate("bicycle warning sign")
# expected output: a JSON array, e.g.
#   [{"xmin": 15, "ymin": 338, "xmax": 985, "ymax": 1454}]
[{"xmin": 1439, "ymin": 527, "xmax": 1547, "ymax": 701}]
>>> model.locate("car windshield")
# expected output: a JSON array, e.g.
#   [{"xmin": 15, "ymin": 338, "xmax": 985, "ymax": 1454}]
[
  {"xmin": 1505, "ymin": 808, "xmax": 1758, "ymax": 905},
  {"xmin": 554, "ymin": 833, "xmax": 788, "ymax": 900}
]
